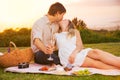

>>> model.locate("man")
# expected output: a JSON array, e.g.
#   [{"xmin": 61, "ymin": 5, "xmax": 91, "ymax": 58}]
[{"xmin": 31, "ymin": 2, "xmax": 66, "ymax": 65}]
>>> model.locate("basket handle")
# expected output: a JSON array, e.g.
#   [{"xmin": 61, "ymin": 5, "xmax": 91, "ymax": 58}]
[{"xmin": 8, "ymin": 41, "xmax": 17, "ymax": 53}]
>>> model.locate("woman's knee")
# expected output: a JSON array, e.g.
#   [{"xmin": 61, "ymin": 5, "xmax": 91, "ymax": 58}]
[
  {"xmin": 92, "ymin": 49, "xmax": 100, "ymax": 54},
  {"xmin": 93, "ymin": 49, "xmax": 103, "ymax": 55},
  {"xmin": 87, "ymin": 49, "xmax": 101, "ymax": 58}
]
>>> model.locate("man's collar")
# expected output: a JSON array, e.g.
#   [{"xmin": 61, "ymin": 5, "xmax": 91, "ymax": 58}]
[{"xmin": 44, "ymin": 15, "xmax": 52, "ymax": 25}]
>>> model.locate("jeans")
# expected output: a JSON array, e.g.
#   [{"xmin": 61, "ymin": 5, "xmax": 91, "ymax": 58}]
[{"xmin": 34, "ymin": 50, "xmax": 61, "ymax": 65}]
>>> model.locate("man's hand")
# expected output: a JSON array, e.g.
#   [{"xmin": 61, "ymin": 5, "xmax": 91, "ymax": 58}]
[{"xmin": 46, "ymin": 45, "xmax": 54, "ymax": 54}]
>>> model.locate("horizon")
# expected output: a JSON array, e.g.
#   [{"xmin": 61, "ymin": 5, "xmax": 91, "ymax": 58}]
[{"xmin": 0, "ymin": 0, "xmax": 120, "ymax": 32}]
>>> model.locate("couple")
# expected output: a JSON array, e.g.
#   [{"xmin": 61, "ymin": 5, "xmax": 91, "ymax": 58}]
[{"xmin": 31, "ymin": 2, "xmax": 120, "ymax": 70}]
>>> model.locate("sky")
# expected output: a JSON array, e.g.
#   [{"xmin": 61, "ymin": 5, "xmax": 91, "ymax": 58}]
[{"xmin": 0, "ymin": 0, "xmax": 120, "ymax": 32}]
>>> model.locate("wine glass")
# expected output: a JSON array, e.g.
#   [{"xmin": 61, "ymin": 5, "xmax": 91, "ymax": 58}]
[{"xmin": 47, "ymin": 38, "xmax": 55, "ymax": 61}]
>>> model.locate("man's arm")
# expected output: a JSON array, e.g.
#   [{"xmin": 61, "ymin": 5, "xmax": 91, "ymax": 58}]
[
  {"xmin": 34, "ymin": 38, "xmax": 47, "ymax": 54},
  {"xmin": 34, "ymin": 38, "xmax": 53, "ymax": 54}
]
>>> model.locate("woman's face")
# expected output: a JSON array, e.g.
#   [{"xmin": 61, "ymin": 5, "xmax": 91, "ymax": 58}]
[{"xmin": 59, "ymin": 19, "xmax": 69, "ymax": 31}]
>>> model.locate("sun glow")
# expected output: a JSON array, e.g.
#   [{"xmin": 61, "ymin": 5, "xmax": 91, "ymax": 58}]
[
  {"xmin": 0, "ymin": 0, "xmax": 120, "ymax": 32},
  {"xmin": 0, "ymin": 0, "xmax": 80, "ymax": 32},
  {"xmin": 0, "ymin": 0, "xmax": 41, "ymax": 25}
]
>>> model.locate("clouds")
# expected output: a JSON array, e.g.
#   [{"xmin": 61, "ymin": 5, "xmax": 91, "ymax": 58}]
[{"xmin": 70, "ymin": 0, "xmax": 120, "ymax": 7}]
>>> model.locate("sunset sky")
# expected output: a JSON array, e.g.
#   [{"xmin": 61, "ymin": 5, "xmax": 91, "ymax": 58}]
[{"xmin": 0, "ymin": 0, "xmax": 120, "ymax": 32}]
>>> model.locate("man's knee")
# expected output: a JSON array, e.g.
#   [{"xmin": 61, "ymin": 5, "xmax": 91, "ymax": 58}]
[{"xmin": 51, "ymin": 54, "xmax": 61, "ymax": 65}]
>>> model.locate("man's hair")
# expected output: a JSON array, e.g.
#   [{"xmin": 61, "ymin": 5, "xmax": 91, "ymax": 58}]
[{"xmin": 48, "ymin": 2, "xmax": 66, "ymax": 16}]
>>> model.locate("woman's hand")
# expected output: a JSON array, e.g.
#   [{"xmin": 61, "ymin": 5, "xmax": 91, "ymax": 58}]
[
  {"xmin": 68, "ymin": 30, "xmax": 83, "ymax": 64},
  {"xmin": 68, "ymin": 53, "xmax": 77, "ymax": 64}
]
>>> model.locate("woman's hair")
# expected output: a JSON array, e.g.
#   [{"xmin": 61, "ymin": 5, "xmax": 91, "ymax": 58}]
[
  {"xmin": 58, "ymin": 20, "xmax": 76, "ymax": 38},
  {"xmin": 67, "ymin": 20, "xmax": 76, "ymax": 38},
  {"xmin": 48, "ymin": 2, "xmax": 66, "ymax": 16}
]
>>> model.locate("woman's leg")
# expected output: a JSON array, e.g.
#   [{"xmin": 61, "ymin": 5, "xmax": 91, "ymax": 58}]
[
  {"xmin": 87, "ymin": 49, "xmax": 120, "ymax": 68},
  {"xmin": 81, "ymin": 57, "xmax": 119, "ymax": 69}
]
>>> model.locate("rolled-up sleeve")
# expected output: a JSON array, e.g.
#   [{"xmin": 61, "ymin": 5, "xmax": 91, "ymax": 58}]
[{"xmin": 32, "ymin": 22, "xmax": 43, "ymax": 43}]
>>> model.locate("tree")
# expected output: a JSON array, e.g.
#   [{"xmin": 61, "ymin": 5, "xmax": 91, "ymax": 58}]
[{"xmin": 72, "ymin": 17, "xmax": 87, "ymax": 30}]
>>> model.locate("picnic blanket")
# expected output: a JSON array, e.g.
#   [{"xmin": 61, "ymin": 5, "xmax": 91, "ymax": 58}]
[{"xmin": 5, "ymin": 63, "xmax": 120, "ymax": 76}]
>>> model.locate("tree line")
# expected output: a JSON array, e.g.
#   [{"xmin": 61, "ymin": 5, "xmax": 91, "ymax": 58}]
[{"xmin": 0, "ymin": 18, "xmax": 120, "ymax": 47}]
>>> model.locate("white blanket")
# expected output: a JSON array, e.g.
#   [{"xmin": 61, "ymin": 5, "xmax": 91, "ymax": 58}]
[{"xmin": 4, "ymin": 63, "xmax": 120, "ymax": 76}]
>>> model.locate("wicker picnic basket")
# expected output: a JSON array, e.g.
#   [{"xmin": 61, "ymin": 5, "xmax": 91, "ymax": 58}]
[{"xmin": 0, "ymin": 41, "xmax": 34, "ymax": 68}]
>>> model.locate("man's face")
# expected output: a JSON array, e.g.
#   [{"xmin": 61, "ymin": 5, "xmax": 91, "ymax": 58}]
[{"xmin": 55, "ymin": 12, "xmax": 65, "ymax": 22}]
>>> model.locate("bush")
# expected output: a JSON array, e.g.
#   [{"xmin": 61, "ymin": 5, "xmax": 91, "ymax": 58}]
[
  {"xmin": 112, "ymin": 30, "xmax": 120, "ymax": 38},
  {"xmin": 80, "ymin": 29, "xmax": 120, "ymax": 44},
  {"xmin": 0, "ymin": 28, "xmax": 120, "ymax": 47},
  {"xmin": 0, "ymin": 28, "xmax": 31, "ymax": 47}
]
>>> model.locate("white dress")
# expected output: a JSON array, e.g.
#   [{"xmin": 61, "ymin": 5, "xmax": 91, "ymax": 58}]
[{"xmin": 55, "ymin": 32, "xmax": 92, "ymax": 67}]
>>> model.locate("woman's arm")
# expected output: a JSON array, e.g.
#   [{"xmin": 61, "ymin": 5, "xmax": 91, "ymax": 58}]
[
  {"xmin": 69, "ymin": 29, "xmax": 84, "ymax": 64},
  {"xmin": 76, "ymin": 29, "xmax": 84, "ymax": 50}
]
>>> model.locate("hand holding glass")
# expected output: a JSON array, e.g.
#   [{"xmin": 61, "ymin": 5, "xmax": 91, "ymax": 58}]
[{"xmin": 47, "ymin": 39, "xmax": 55, "ymax": 61}]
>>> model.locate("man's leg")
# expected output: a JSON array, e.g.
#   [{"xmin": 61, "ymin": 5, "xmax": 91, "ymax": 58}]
[
  {"xmin": 51, "ymin": 50, "xmax": 61, "ymax": 65},
  {"xmin": 34, "ymin": 51, "xmax": 53, "ymax": 65}
]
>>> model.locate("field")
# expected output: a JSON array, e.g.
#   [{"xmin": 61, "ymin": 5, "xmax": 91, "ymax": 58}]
[{"xmin": 0, "ymin": 42, "xmax": 120, "ymax": 80}]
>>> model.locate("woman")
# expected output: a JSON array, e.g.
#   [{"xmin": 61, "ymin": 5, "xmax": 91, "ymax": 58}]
[{"xmin": 54, "ymin": 19, "xmax": 120, "ymax": 69}]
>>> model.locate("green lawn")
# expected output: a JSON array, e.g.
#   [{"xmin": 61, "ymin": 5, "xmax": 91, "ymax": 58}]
[{"xmin": 0, "ymin": 42, "xmax": 120, "ymax": 80}]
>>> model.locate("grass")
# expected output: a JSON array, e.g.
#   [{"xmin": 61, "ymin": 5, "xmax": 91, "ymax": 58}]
[{"xmin": 0, "ymin": 42, "xmax": 120, "ymax": 80}]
